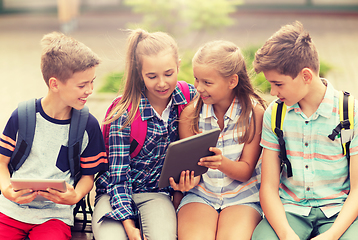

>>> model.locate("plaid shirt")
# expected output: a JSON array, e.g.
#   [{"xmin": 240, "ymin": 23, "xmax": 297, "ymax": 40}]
[
  {"xmin": 261, "ymin": 80, "xmax": 358, "ymax": 218},
  {"xmin": 96, "ymin": 83, "xmax": 196, "ymax": 222}
]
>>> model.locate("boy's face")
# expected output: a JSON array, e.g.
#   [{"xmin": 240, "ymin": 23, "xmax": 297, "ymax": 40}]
[
  {"xmin": 264, "ymin": 69, "xmax": 307, "ymax": 107},
  {"xmin": 141, "ymin": 50, "xmax": 179, "ymax": 107},
  {"xmin": 57, "ymin": 67, "xmax": 96, "ymax": 110}
]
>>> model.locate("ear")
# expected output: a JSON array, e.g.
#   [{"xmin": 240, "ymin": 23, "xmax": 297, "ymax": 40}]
[
  {"xmin": 49, "ymin": 77, "xmax": 60, "ymax": 92},
  {"xmin": 229, "ymin": 74, "xmax": 239, "ymax": 89},
  {"xmin": 177, "ymin": 59, "xmax": 181, "ymax": 72},
  {"xmin": 301, "ymin": 68, "xmax": 313, "ymax": 84}
]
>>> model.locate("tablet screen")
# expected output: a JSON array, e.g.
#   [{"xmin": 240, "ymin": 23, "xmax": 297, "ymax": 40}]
[{"xmin": 158, "ymin": 128, "xmax": 221, "ymax": 188}]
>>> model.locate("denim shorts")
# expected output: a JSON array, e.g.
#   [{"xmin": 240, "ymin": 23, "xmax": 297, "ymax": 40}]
[{"xmin": 177, "ymin": 192, "xmax": 263, "ymax": 216}]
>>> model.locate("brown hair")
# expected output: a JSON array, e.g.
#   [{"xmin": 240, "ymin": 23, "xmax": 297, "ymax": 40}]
[
  {"xmin": 254, "ymin": 21, "xmax": 319, "ymax": 78},
  {"xmin": 104, "ymin": 29, "xmax": 179, "ymax": 127},
  {"xmin": 192, "ymin": 40, "xmax": 266, "ymax": 143},
  {"xmin": 41, "ymin": 32, "xmax": 100, "ymax": 86}
]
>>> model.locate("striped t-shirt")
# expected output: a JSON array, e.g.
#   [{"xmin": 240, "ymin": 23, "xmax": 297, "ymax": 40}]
[
  {"xmin": 261, "ymin": 80, "xmax": 358, "ymax": 218},
  {"xmin": 187, "ymin": 98, "xmax": 261, "ymax": 209}
]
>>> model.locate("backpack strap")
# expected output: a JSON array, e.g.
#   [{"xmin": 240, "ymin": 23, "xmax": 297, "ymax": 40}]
[
  {"xmin": 102, "ymin": 97, "xmax": 146, "ymax": 159},
  {"xmin": 68, "ymin": 105, "xmax": 89, "ymax": 185},
  {"xmin": 102, "ymin": 97, "xmax": 121, "ymax": 157},
  {"xmin": 128, "ymin": 102, "xmax": 146, "ymax": 159},
  {"xmin": 102, "ymin": 81, "xmax": 191, "ymax": 159},
  {"xmin": 9, "ymin": 99, "xmax": 37, "ymax": 175},
  {"xmin": 271, "ymin": 99, "xmax": 293, "ymax": 178},
  {"xmin": 328, "ymin": 91, "xmax": 354, "ymax": 160},
  {"xmin": 177, "ymin": 80, "xmax": 190, "ymax": 116}
]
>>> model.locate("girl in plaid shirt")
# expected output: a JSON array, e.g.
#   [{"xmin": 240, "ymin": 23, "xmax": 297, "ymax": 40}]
[
  {"xmin": 92, "ymin": 29, "xmax": 196, "ymax": 240},
  {"xmin": 177, "ymin": 40, "xmax": 266, "ymax": 240}
]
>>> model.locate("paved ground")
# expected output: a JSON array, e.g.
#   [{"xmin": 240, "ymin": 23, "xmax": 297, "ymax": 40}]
[
  {"xmin": 0, "ymin": 8, "xmax": 357, "ymax": 240},
  {"xmin": 1, "ymin": 10, "xmax": 358, "ymax": 130}
]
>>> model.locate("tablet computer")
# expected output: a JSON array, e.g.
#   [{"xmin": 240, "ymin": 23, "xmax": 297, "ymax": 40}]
[
  {"xmin": 158, "ymin": 128, "xmax": 221, "ymax": 189},
  {"xmin": 11, "ymin": 179, "xmax": 67, "ymax": 201}
]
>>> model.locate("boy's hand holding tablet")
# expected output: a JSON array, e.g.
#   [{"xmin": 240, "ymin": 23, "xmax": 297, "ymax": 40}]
[{"xmin": 10, "ymin": 179, "xmax": 67, "ymax": 202}]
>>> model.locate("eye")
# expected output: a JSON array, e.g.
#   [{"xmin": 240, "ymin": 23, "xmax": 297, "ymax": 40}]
[
  {"xmin": 146, "ymin": 74, "xmax": 156, "ymax": 79},
  {"xmin": 165, "ymin": 72, "xmax": 173, "ymax": 77},
  {"xmin": 79, "ymin": 85, "xmax": 85, "ymax": 89}
]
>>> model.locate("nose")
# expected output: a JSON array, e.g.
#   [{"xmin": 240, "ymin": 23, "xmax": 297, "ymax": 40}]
[
  {"xmin": 195, "ymin": 81, "xmax": 203, "ymax": 93},
  {"xmin": 157, "ymin": 76, "xmax": 166, "ymax": 88},
  {"xmin": 86, "ymin": 82, "xmax": 93, "ymax": 95},
  {"xmin": 270, "ymin": 85, "xmax": 277, "ymax": 96}
]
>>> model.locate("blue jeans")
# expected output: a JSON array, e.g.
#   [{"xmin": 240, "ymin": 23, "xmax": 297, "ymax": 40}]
[{"xmin": 92, "ymin": 193, "xmax": 177, "ymax": 240}]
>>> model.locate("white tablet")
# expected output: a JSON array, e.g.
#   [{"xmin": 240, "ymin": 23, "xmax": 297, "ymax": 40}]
[
  {"xmin": 11, "ymin": 179, "xmax": 67, "ymax": 201},
  {"xmin": 158, "ymin": 128, "xmax": 221, "ymax": 189}
]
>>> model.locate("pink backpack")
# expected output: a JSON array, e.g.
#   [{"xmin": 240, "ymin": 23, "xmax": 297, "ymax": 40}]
[{"xmin": 102, "ymin": 81, "xmax": 190, "ymax": 158}]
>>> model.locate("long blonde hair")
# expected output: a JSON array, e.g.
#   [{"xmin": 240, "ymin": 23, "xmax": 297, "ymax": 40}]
[
  {"xmin": 192, "ymin": 40, "xmax": 266, "ymax": 143},
  {"xmin": 104, "ymin": 29, "xmax": 179, "ymax": 128}
]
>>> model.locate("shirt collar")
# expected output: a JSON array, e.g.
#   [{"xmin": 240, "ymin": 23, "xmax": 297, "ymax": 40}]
[
  {"xmin": 317, "ymin": 79, "xmax": 335, "ymax": 119},
  {"xmin": 138, "ymin": 84, "xmax": 187, "ymax": 121},
  {"xmin": 202, "ymin": 98, "xmax": 240, "ymax": 121}
]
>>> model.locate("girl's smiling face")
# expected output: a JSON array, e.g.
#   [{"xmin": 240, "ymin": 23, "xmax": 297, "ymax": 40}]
[
  {"xmin": 141, "ymin": 49, "xmax": 178, "ymax": 106},
  {"xmin": 193, "ymin": 63, "xmax": 235, "ymax": 107}
]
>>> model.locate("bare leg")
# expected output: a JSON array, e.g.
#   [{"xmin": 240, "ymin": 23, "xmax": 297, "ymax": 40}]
[
  {"xmin": 177, "ymin": 202, "xmax": 218, "ymax": 240},
  {"xmin": 217, "ymin": 205, "xmax": 262, "ymax": 240}
]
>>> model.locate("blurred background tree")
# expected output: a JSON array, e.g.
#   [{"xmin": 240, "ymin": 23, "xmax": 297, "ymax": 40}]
[
  {"xmin": 124, "ymin": 0, "xmax": 238, "ymax": 36},
  {"xmin": 99, "ymin": 0, "xmax": 332, "ymax": 96}
]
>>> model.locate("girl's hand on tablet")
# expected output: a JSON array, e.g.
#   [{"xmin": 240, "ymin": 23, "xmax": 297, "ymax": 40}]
[
  {"xmin": 198, "ymin": 147, "xmax": 223, "ymax": 170},
  {"xmin": 169, "ymin": 170, "xmax": 200, "ymax": 192}
]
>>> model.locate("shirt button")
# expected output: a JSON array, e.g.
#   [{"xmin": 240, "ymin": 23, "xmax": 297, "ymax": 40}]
[
  {"xmin": 305, "ymin": 143, "xmax": 308, "ymax": 147},
  {"xmin": 305, "ymin": 121, "xmax": 309, "ymax": 124},
  {"xmin": 306, "ymin": 187, "xmax": 310, "ymax": 191},
  {"xmin": 305, "ymin": 165, "xmax": 309, "ymax": 169}
]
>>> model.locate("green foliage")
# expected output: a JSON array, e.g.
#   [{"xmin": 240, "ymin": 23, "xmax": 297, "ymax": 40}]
[
  {"xmin": 319, "ymin": 60, "xmax": 333, "ymax": 78},
  {"xmin": 178, "ymin": 51, "xmax": 195, "ymax": 85},
  {"xmin": 124, "ymin": 0, "xmax": 237, "ymax": 36},
  {"xmin": 124, "ymin": 0, "xmax": 180, "ymax": 33},
  {"xmin": 182, "ymin": 0, "xmax": 236, "ymax": 33},
  {"xmin": 241, "ymin": 45, "xmax": 271, "ymax": 94},
  {"xmin": 98, "ymin": 71, "xmax": 125, "ymax": 93}
]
